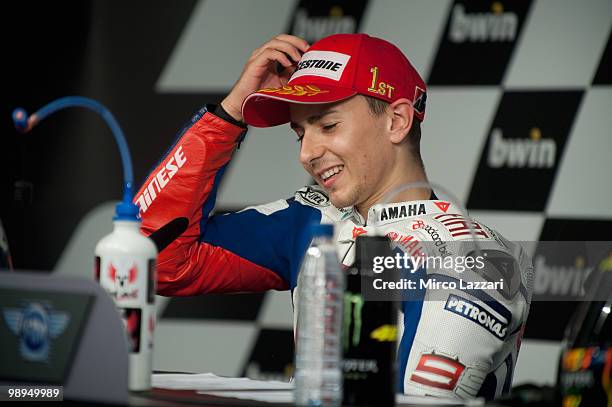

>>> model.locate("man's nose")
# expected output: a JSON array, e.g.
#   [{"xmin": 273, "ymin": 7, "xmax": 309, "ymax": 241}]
[{"xmin": 299, "ymin": 133, "xmax": 325, "ymax": 168}]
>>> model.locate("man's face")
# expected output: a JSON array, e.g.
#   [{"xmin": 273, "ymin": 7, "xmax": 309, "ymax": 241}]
[{"xmin": 289, "ymin": 95, "xmax": 394, "ymax": 210}]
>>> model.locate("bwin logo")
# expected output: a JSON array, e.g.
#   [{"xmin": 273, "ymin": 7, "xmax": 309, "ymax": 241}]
[
  {"xmin": 488, "ymin": 128, "xmax": 556, "ymax": 169},
  {"xmin": 533, "ymin": 255, "xmax": 592, "ymax": 297},
  {"xmin": 449, "ymin": 3, "xmax": 518, "ymax": 43},
  {"xmin": 292, "ymin": 6, "xmax": 356, "ymax": 43},
  {"xmin": 2, "ymin": 303, "xmax": 70, "ymax": 362}
]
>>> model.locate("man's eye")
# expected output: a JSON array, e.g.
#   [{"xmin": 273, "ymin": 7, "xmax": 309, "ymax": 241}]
[
  {"xmin": 296, "ymin": 134, "xmax": 304, "ymax": 143},
  {"xmin": 322, "ymin": 123, "xmax": 337, "ymax": 131}
]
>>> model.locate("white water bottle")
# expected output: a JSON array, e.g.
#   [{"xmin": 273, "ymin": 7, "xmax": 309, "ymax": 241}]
[
  {"xmin": 95, "ymin": 202, "xmax": 158, "ymax": 391},
  {"xmin": 294, "ymin": 224, "xmax": 344, "ymax": 406}
]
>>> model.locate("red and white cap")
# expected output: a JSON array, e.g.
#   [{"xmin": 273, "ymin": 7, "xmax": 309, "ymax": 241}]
[{"xmin": 242, "ymin": 33, "xmax": 427, "ymax": 128}]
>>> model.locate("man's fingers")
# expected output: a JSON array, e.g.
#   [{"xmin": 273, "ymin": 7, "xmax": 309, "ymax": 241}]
[
  {"xmin": 252, "ymin": 38, "xmax": 304, "ymax": 64},
  {"xmin": 258, "ymin": 48, "xmax": 293, "ymax": 69},
  {"xmin": 251, "ymin": 34, "xmax": 308, "ymax": 61},
  {"xmin": 220, "ymin": 33, "xmax": 309, "ymax": 123},
  {"xmin": 274, "ymin": 34, "xmax": 310, "ymax": 53},
  {"xmin": 264, "ymin": 39, "xmax": 304, "ymax": 63}
]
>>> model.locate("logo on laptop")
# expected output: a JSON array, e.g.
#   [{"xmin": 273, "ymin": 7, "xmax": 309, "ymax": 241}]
[{"xmin": 2, "ymin": 302, "xmax": 70, "ymax": 362}]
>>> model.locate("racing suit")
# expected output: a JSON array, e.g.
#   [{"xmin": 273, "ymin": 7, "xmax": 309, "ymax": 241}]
[{"xmin": 136, "ymin": 106, "xmax": 534, "ymax": 399}]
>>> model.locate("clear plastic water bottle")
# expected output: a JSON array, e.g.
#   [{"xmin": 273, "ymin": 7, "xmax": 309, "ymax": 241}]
[{"xmin": 294, "ymin": 223, "xmax": 344, "ymax": 406}]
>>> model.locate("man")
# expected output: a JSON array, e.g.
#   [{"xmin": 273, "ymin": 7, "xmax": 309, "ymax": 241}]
[{"xmin": 136, "ymin": 33, "xmax": 533, "ymax": 399}]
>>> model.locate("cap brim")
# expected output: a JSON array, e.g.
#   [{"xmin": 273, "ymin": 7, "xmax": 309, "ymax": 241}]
[{"xmin": 241, "ymin": 84, "xmax": 357, "ymax": 128}]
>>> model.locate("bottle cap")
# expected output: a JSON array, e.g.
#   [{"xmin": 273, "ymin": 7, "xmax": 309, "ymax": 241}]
[
  {"xmin": 309, "ymin": 223, "xmax": 334, "ymax": 237},
  {"xmin": 114, "ymin": 201, "xmax": 140, "ymax": 221}
]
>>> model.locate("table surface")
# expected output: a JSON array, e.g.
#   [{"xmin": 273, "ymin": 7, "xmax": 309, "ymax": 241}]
[
  {"xmin": 59, "ymin": 371, "xmax": 540, "ymax": 406},
  {"xmin": 127, "ymin": 388, "xmax": 519, "ymax": 407}
]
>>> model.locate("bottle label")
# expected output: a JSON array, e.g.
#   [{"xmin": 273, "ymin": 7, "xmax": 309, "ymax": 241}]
[
  {"xmin": 97, "ymin": 256, "xmax": 150, "ymax": 306},
  {"xmin": 121, "ymin": 308, "xmax": 142, "ymax": 352},
  {"xmin": 96, "ymin": 255, "xmax": 156, "ymax": 354}
]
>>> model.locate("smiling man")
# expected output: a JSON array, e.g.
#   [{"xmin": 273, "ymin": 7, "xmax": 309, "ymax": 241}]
[
  {"xmin": 137, "ymin": 33, "xmax": 533, "ymax": 400},
  {"xmin": 288, "ymin": 95, "xmax": 428, "ymax": 215}
]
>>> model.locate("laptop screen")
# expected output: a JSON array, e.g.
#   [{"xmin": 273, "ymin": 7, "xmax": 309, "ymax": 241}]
[{"xmin": 0, "ymin": 288, "xmax": 93, "ymax": 383}]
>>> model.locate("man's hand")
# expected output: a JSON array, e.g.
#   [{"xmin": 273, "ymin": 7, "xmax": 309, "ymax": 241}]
[{"xmin": 220, "ymin": 34, "xmax": 310, "ymax": 123}]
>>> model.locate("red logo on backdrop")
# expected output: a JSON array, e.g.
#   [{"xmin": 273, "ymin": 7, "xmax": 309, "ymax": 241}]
[
  {"xmin": 352, "ymin": 227, "xmax": 367, "ymax": 239},
  {"xmin": 434, "ymin": 201, "xmax": 451, "ymax": 213},
  {"xmin": 410, "ymin": 354, "xmax": 465, "ymax": 391}
]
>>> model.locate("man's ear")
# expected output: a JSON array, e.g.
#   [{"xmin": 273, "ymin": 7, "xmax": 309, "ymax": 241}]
[{"xmin": 387, "ymin": 98, "xmax": 414, "ymax": 144}]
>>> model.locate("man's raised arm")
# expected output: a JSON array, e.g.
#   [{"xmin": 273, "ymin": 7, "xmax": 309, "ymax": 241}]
[{"xmin": 135, "ymin": 35, "xmax": 310, "ymax": 296}]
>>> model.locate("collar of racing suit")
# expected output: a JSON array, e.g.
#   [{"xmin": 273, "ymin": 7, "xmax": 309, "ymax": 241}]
[{"xmin": 339, "ymin": 191, "xmax": 439, "ymax": 227}]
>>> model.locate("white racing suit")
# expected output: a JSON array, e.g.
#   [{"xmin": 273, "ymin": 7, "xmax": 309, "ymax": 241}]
[{"xmin": 136, "ymin": 106, "xmax": 534, "ymax": 399}]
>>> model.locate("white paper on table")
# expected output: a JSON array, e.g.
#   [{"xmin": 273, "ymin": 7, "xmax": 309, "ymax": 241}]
[
  {"xmin": 203, "ymin": 390, "xmax": 294, "ymax": 404},
  {"xmin": 154, "ymin": 373, "xmax": 479, "ymax": 405},
  {"xmin": 396, "ymin": 394, "xmax": 475, "ymax": 405},
  {"xmin": 152, "ymin": 373, "xmax": 293, "ymax": 391},
  {"xmin": 199, "ymin": 391, "xmax": 469, "ymax": 405}
]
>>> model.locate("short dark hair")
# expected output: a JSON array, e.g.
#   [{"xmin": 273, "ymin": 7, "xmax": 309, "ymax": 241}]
[{"xmin": 365, "ymin": 96, "xmax": 423, "ymax": 169}]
